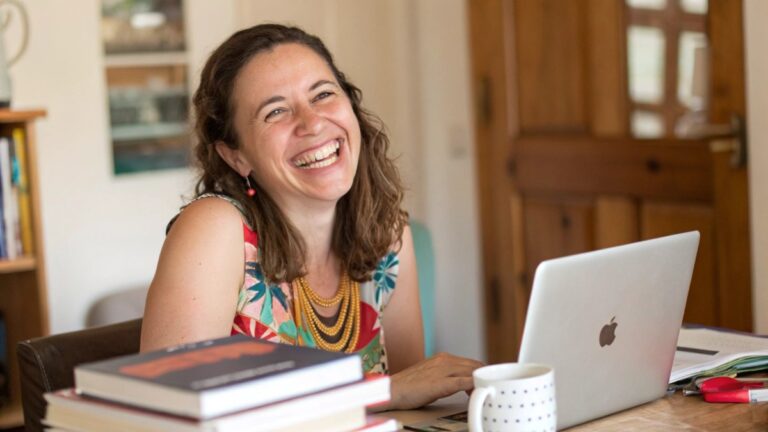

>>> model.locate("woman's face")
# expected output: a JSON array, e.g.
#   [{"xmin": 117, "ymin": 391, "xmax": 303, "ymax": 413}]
[{"xmin": 223, "ymin": 43, "xmax": 362, "ymax": 211}]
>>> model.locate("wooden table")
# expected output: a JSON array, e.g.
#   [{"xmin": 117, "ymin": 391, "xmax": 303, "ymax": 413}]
[{"xmin": 387, "ymin": 391, "xmax": 768, "ymax": 431}]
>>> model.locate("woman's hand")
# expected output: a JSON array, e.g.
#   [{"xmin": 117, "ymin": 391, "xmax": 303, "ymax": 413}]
[{"xmin": 384, "ymin": 352, "xmax": 484, "ymax": 411}]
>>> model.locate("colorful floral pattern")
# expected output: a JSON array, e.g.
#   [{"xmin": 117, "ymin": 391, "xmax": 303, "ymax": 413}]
[
  {"xmin": 230, "ymin": 222, "xmax": 397, "ymax": 374},
  {"xmin": 373, "ymin": 252, "xmax": 399, "ymax": 304}
]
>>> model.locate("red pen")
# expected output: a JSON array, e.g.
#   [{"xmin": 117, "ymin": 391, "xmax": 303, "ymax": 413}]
[{"xmin": 699, "ymin": 377, "xmax": 768, "ymax": 403}]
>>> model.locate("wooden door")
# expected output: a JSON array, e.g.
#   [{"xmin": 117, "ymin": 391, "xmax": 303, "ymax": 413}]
[{"xmin": 469, "ymin": 0, "xmax": 751, "ymax": 362}]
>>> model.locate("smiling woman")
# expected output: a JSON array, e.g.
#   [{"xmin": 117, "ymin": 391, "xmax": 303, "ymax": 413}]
[{"xmin": 140, "ymin": 23, "xmax": 483, "ymax": 411}]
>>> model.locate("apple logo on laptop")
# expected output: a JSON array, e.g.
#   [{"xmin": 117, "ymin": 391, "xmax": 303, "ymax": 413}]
[{"xmin": 599, "ymin": 316, "xmax": 618, "ymax": 347}]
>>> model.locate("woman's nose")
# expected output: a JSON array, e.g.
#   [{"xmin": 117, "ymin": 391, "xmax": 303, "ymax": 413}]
[{"xmin": 295, "ymin": 105, "xmax": 323, "ymax": 136}]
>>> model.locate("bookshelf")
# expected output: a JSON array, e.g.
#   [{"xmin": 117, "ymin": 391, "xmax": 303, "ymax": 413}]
[{"xmin": 0, "ymin": 109, "xmax": 48, "ymax": 428}]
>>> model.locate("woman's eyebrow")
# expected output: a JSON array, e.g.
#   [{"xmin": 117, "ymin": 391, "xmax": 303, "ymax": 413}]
[
  {"xmin": 309, "ymin": 79, "xmax": 338, "ymax": 91},
  {"xmin": 255, "ymin": 95, "xmax": 285, "ymax": 116}
]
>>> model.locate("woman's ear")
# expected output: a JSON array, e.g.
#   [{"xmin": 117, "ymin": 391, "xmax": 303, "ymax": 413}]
[{"xmin": 215, "ymin": 141, "xmax": 252, "ymax": 177}]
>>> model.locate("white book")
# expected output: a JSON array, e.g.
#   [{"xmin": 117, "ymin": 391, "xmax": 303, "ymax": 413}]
[
  {"xmin": 355, "ymin": 416, "xmax": 401, "ymax": 432},
  {"xmin": 670, "ymin": 327, "xmax": 768, "ymax": 383},
  {"xmin": 0, "ymin": 138, "xmax": 17, "ymax": 259}
]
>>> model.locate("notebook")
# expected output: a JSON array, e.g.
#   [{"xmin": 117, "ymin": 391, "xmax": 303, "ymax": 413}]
[{"xmin": 518, "ymin": 231, "xmax": 699, "ymax": 429}]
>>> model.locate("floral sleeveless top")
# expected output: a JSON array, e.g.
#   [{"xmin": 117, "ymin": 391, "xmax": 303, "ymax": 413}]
[{"xmin": 187, "ymin": 194, "xmax": 398, "ymax": 374}]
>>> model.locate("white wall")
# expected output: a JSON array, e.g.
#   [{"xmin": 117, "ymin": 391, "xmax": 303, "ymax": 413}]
[
  {"xmin": 414, "ymin": 0, "xmax": 484, "ymax": 359},
  {"xmin": 10, "ymin": 0, "xmax": 485, "ymax": 359},
  {"xmin": 12, "ymin": 1, "xmax": 235, "ymax": 333},
  {"xmin": 745, "ymin": 0, "xmax": 768, "ymax": 333}
]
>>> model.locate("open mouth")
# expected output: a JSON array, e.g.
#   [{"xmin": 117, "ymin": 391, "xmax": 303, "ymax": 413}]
[{"xmin": 292, "ymin": 139, "xmax": 342, "ymax": 169}]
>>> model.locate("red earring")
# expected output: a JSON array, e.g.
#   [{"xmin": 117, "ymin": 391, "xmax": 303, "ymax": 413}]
[{"xmin": 245, "ymin": 176, "xmax": 256, "ymax": 197}]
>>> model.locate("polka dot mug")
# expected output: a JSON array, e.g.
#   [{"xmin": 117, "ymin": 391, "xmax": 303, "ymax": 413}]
[{"xmin": 468, "ymin": 363, "xmax": 556, "ymax": 432}]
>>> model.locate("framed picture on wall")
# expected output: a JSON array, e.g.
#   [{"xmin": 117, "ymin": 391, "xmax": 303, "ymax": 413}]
[
  {"xmin": 102, "ymin": 0, "xmax": 185, "ymax": 54},
  {"xmin": 101, "ymin": 0, "xmax": 190, "ymax": 175}
]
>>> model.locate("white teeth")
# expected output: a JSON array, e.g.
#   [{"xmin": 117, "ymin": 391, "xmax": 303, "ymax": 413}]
[
  {"xmin": 299, "ymin": 153, "xmax": 339, "ymax": 169},
  {"xmin": 293, "ymin": 139, "xmax": 342, "ymax": 168}
]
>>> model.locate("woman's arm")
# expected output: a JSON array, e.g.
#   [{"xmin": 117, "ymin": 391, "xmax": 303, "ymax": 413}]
[
  {"xmin": 381, "ymin": 224, "xmax": 484, "ymax": 410},
  {"xmin": 140, "ymin": 198, "xmax": 244, "ymax": 352}
]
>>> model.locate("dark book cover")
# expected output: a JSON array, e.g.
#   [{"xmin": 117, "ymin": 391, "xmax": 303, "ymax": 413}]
[
  {"xmin": 78, "ymin": 334, "xmax": 358, "ymax": 391},
  {"xmin": 75, "ymin": 334, "xmax": 363, "ymax": 418}
]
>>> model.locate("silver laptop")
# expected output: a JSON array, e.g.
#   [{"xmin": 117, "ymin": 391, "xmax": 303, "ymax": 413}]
[{"xmin": 518, "ymin": 231, "xmax": 699, "ymax": 429}]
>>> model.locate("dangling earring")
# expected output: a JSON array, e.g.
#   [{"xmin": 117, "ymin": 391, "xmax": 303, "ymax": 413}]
[{"xmin": 245, "ymin": 176, "xmax": 256, "ymax": 197}]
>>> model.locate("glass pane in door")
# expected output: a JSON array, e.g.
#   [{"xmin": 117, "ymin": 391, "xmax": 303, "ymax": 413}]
[
  {"xmin": 631, "ymin": 110, "xmax": 665, "ymax": 138},
  {"xmin": 627, "ymin": 26, "xmax": 666, "ymax": 104},
  {"xmin": 680, "ymin": 0, "xmax": 708, "ymax": 15},
  {"xmin": 626, "ymin": 0, "xmax": 667, "ymax": 10},
  {"xmin": 677, "ymin": 31, "xmax": 708, "ymax": 110}
]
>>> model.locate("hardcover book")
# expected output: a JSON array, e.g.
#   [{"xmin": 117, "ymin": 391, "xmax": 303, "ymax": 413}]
[
  {"xmin": 0, "ymin": 137, "xmax": 16, "ymax": 259},
  {"xmin": 12, "ymin": 128, "xmax": 33, "ymax": 255},
  {"xmin": 74, "ymin": 334, "xmax": 363, "ymax": 419},
  {"xmin": 45, "ymin": 375, "xmax": 389, "ymax": 432}
]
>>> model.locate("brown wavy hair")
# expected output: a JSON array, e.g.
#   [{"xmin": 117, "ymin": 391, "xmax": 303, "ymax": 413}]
[{"xmin": 192, "ymin": 23, "xmax": 408, "ymax": 283}]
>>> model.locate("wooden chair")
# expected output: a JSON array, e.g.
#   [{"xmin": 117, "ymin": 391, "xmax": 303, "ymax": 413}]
[{"xmin": 16, "ymin": 319, "xmax": 142, "ymax": 431}]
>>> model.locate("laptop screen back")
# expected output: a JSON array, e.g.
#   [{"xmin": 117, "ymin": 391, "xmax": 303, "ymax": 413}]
[{"xmin": 518, "ymin": 231, "xmax": 699, "ymax": 429}]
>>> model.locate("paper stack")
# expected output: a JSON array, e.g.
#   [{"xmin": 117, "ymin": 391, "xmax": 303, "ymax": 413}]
[{"xmin": 670, "ymin": 327, "xmax": 768, "ymax": 384}]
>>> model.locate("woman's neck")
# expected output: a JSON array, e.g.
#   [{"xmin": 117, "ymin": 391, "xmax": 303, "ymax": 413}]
[{"xmin": 281, "ymin": 198, "xmax": 338, "ymax": 275}]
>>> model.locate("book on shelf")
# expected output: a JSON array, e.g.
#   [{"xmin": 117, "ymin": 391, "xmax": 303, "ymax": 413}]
[
  {"xmin": 0, "ymin": 136, "xmax": 17, "ymax": 259},
  {"xmin": 12, "ymin": 127, "xmax": 33, "ymax": 255},
  {"xmin": 0, "ymin": 129, "xmax": 33, "ymax": 260},
  {"xmin": 0, "ymin": 154, "xmax": 5, "ymax": 258},
  {"xmin": 45, "ymin": 375, "xmax": 389, "ymax": 432},
  {"xmin": 670, "ymin": 326, "xmax": 768, "ymax": 383},
  {"xmin": 74, "ymin": 334, "xmax": 363, "ymax": 419}
]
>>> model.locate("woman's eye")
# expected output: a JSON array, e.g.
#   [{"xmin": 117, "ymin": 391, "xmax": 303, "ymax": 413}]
[
  {"xmin": 313, "ymin": 91, "xmax": 334, "ymax": 102},
  {"xmin": 264, "ymin": 108, "xmax": 286, "ymax": 121}
]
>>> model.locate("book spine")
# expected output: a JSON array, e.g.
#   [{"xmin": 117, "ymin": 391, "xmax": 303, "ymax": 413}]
[
  {"xmin": 12, "ymin": 128, "xmax": 33, "ymax": 255},
  {"xmin": 0, "ymin": 138, "xmax": 17, "ymax": 259},
  {"xmin": 0, "ymin": 151, "xmax": 5, "ymax": 259}
]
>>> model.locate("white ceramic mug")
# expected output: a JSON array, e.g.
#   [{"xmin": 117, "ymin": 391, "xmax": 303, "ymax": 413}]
[{"xmin": 468, "ymin": 363, "xmax": 556, "ymax": 432}]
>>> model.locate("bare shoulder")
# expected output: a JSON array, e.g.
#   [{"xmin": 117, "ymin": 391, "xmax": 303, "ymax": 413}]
[
  {"xmin": 142, "ymin": 196, "xmax": 247, "ymax": 351},
  {"xmin": 168, "ymin": 196, "xmax": 246, "ymax": 238},
  {"xmin": 401, "ymin": 224, "xmax": 413, "ymax": 246},
  {"xmin": 396, "ymin": 223, "xmax": 414, "ymax": 257}
]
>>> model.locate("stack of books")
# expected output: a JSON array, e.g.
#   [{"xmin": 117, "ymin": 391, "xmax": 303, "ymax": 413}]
[
  {"xmin": 0, "ymin": 128, "xmax": 35, "ymax": 260},
  {"xmin": 43, "ymin": 335, "xmax": 399, "ymax": 431}
]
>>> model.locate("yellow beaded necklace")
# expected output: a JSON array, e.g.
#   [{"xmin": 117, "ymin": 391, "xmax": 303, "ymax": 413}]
[{"xmin": 292, "ymin": 272, "xmax": 360, "ymax": 353}]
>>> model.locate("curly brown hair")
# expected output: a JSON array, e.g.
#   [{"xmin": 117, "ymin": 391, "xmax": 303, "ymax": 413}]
[{"xmin": 192, "ymin": 23, "xmax": 408, "ymax": 283}]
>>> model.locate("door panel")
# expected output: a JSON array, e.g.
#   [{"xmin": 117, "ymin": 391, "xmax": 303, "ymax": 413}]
[
  {"xmin": 469, "ymin": 0, "xmax": 521, "ymax": 362},
  {"xmin": 712, "ymin": 148, "xmax": 751, "ymax": 330},
  {"xmin": 516, "ymin": 136, "xmax": 713, "ymax": 201},
  {"xmin": 586, "ymin": 0, "xmax": 629, "ymax": 135},
  {"xmin": 709, "ymin": 0, "xmax": 751, "ymax": 332},
  {"xmin": 595, "ymin": 196, "xmax": 639, "ymax": 248},
  {"xmin": 641, "ymin": 202, "xmax": 717, "ymax": 325},
  {"xmin": 524, "ymin": 198, "xmax": 594, "ymax": 289},
  {"xmin": 514, "ymin": 0, "xmax": 587, "ymax": 131}
]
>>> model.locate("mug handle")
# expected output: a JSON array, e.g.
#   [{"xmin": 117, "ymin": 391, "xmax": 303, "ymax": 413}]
[{"xmin": 468, "ymin": 386, "xmax": 495, "ymax": 432}]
